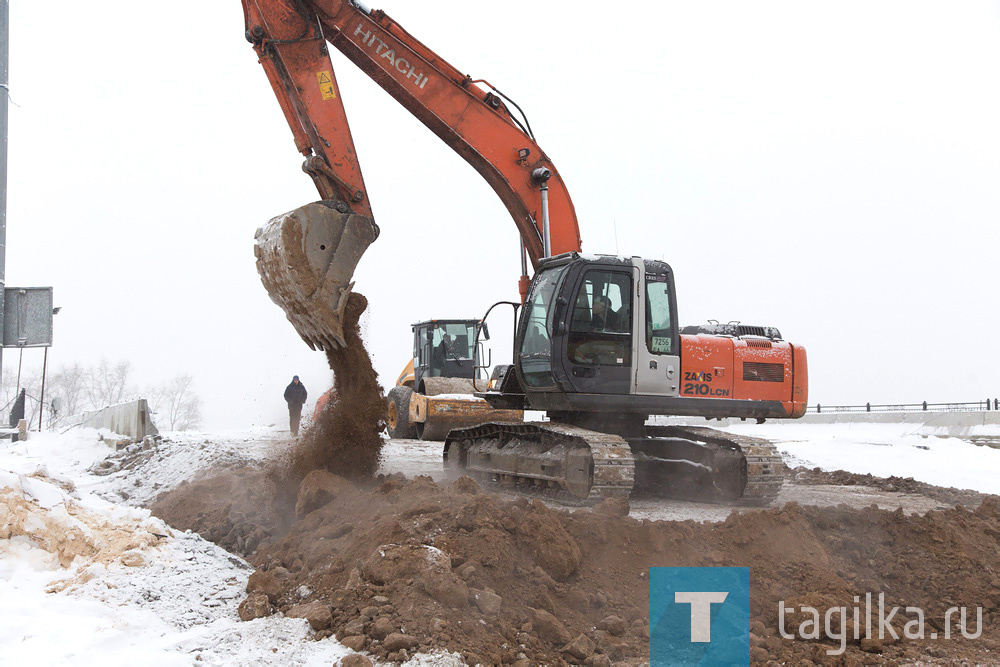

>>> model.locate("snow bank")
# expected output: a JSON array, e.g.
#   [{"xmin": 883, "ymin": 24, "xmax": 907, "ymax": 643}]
[
  {"xmin": 0, "ymin": 429, "xmax": 356, "ymax": 665},
  {"xmin": 722, "ymin": 421, "xmax": 1000, "ymax": 495}
]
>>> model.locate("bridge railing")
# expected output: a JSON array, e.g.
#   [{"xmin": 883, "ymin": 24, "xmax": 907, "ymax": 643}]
[{"xmin": 809, "ymin": 399, "xmax": 998, "ymax": 413}]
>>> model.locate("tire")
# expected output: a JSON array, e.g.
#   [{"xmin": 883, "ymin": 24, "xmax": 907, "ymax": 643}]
[{"xmin": 386, "ymin": 386, "xmax": 418, "ymax": 439}]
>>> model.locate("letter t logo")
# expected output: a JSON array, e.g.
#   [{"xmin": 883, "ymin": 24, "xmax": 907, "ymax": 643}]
[{"xmin": 675, "ymin": 592, "xmax": 729, "ymax": 642}]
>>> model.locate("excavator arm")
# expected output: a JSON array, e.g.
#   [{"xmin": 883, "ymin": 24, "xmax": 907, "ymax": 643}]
[{"xmin": 245, "ymin": 0, "xmax": 583, "ymax": 349}]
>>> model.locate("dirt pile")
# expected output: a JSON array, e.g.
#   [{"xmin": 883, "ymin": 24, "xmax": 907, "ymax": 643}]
[
  {"xmin": 175, "ymin": 473, "xmax": 998, "ymax": 665},
  {"xmin": 150, "ymin": 467, "xmax": 295, "ymax": 556},
  {"xmin": 787, "ymin": 465, "xmax": 987, "ymax": 508},
  {"xmin": 151, "ymin": 291, "xmax": 386, "ymax": 556},
  {"xmin": 290, "ymin": 292, "xmax": 386, "ymax": 482}
]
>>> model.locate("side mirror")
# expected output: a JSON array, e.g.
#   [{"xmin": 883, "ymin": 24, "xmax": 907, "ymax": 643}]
[{"xmin": 480, "ymin": 322, "xmax": 490, "ymax": 341}]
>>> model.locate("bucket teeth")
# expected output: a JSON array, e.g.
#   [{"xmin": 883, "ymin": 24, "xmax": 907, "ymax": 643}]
[{"xmin": 254, "ymin": 201, "xmax": 378, "ymax": 351}]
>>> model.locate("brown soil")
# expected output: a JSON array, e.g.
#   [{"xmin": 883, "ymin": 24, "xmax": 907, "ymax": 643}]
[
  {"xmin": 155, "ymin": 469, "xmax": 1000, "ymax": 665},
  {"xmin": 289, "ymin": 292, "xmax": 386, "ymax": 482},
  {"xmin": 150, "ymin": 467, "xmax": 296, "ymax": 555},
  {"xmin": 787, "ymin": 465, "xmax": 987, "ymax": 508}
]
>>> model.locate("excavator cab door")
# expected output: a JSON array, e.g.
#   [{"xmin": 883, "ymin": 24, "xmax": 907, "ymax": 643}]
[{"xmin": 631, "ymin": 258, "xmax": 680, "ymax": 396}]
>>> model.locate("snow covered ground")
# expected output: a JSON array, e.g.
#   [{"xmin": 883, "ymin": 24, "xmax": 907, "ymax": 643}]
[
  {"xmin": 1, "ymin": 419, "xmax": 998, "ymax": 664},
  {"xmin": 0, "ymin": 428, "xmax": 356, "ymax": 665},
  {"xmin": 724, "ymin": 421, "xmax": 1000, "ymax": 495}
]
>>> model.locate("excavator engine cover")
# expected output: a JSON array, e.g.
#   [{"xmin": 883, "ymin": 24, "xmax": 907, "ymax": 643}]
[{"xmin": 254, "ymin": 201, "xmax": 378, "ymax": 351}]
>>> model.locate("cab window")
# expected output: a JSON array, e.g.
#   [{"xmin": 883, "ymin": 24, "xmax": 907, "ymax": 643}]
[
  {"xmin": 518, "ymin": 266, "xmax": 566, "ymax": 387},
  {"xmin": 568, "ymin": 270, "xmax": 632, "ymax": 366},
  {"xmin": 645, "ymin": 276, "xmax": 673, "ymax": 354},
  {"xmin": 429, "ymin": 322, "xmax": 475, "ymax": 376}
]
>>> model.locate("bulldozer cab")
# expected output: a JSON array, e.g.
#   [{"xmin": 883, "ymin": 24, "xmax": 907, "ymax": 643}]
[{"xmin": 412, "ymin": 320, "xmax": 484, "ymax": 387}]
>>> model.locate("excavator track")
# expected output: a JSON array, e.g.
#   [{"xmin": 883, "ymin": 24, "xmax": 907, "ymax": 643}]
[
  {"xmin": 634, "ymin": 425, "xmax": 784, "ymax": 503},
  {"xmin": 444, "ymin": 422, "xmax": 634, "ymax": 505},
  {"xmin": 443, "ymin": 422, "xmax": 784, "ymax": 505}
]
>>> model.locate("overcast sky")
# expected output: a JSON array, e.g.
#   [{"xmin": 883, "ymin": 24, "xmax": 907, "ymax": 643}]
[{"xmin": 5, "ymin": 1, "xmax": 1000, "ymax": 428}]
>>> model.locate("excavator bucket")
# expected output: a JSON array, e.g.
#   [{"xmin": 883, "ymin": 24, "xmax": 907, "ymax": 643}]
[{"xmin": 254, "ymin": 201, "xmax": 379, "ymax": 351}]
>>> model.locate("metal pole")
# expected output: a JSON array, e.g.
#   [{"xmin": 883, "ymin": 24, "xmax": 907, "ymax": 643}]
[
  {"xmin": 38, "ymin": 347, "xmax": 47, "ymax": 431},
  {"xmin": 0, "ymin": 0, "xmax": 9, "ymax": 388}
]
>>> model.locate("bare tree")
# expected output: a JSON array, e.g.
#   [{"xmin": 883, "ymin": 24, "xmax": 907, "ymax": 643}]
[
  {"xmin": 148, "ymin": 374, "xmax": 203, "ymax": 431},
  {"xmin": 1, "ymin": 368, "xmax": 16, "ymax": 410},
  {"xmin": 48, "ymin": 363, "xmax": 88, "ymax": 417},
  {"xmin": 86, "ymin": 360, "xmax": 134, "ymax": 409}
]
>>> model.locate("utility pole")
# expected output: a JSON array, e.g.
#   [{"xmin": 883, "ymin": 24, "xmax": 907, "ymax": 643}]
[{"xmin": 0, "ymin": 0, "xmax": 9, "ymax": 388}]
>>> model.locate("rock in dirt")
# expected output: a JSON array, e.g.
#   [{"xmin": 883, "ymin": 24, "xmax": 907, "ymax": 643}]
[
  {"xmin": 338, "ymin": 655, "xmax": 373, "ymax": 667},
  {"xmin": 472, "ymin": 589, "xmax": 502, "ymax": 615},
  {"xmin": 238, "ymin": 591, "xmax": 273, "ymax": 621},
  {"xmin": 340, "ymin": 635, "xmax": 367, "ymax": 652},
  {"xmin": 342, "ymin": 617, "xmax": 368, "ymax": 637},
  {"xmin": 562, "ymin": 633, "xmax": 596, "ymax": 660},
  {"xmin": 294, "ymin": 470, "xmax": 353, "ymax": 518},
  {"xmin": 382, "ymin": 633, "xmax": 417, "ymax": 652},
  {"xmin": 368, "ymin": 616, "xmax": 395, "ymax": 640},
  {"xmin": 531, "ymin": 607, "xmax": 572, "ymax": 646},
  {"xmin": 285, "ymin": 601, "xmax": 333, "ymax": 631},
  {"xmin": 360, "ymin": 543, "xmax": 468, "ymax": 609},
  {"xmin": 598, "ymin": 615, "xmax": 626, "ymax": 637},
  {"xmin": 247, "ymin": 569, "xmax": 282, "ymax": 603},
  {"xmin": 517, "ymin": 501, "xmax": 581, "ymax": 581},
  {"xmin": 423, "ymin": 573, "xmax": 469, "ymax": 609}
]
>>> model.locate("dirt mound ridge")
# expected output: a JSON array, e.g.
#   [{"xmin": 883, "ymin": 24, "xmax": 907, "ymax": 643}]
[
  {"xmin": 157, "ymin": 473, "xmax": 998, "ymax": 665},
  {"xmin": 787, "ymin": 465, "xmax": 987, "ymax": 507}
]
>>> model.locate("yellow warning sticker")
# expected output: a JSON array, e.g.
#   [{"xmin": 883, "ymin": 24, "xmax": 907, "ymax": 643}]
[{"xmin": 316, "ymin": 71, "xmax": 336, "ymax": 100}]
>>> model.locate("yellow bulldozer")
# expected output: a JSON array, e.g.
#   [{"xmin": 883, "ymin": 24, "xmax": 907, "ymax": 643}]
[{"xmin": 386, "ymin": 319, "xmax": 522, "ymax": 440}]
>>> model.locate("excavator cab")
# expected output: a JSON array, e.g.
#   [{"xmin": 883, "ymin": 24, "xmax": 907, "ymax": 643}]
[{"xmin": 514, "ymin": 254, "xmax": 681, "ymax": 405}]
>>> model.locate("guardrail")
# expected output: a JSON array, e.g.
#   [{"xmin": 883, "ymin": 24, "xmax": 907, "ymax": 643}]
[{"xmin": 809, "ymin": 399, "xmax": 999, "ymax": 413}]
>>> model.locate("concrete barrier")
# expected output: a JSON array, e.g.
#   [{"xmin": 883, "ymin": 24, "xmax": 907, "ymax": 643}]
[{"xmin": 64, "ymin": 399, "xmax": 160, "ymax": 439}]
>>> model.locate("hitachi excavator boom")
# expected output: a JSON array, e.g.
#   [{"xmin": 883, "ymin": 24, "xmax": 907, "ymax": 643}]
[{"xmin": 244, "ymin": 0, "xmax": 581, "ymax": 349}]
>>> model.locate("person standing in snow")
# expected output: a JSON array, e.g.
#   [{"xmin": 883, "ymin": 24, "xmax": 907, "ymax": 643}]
[{"xmin": 284, "ymin": 375, "xmax": 308, "ymax": 436}]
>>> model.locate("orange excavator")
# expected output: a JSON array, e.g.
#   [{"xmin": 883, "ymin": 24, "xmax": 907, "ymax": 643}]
[{"xmin": 244, "ymin": 0, "xmax": 808, "ymax": 503}]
